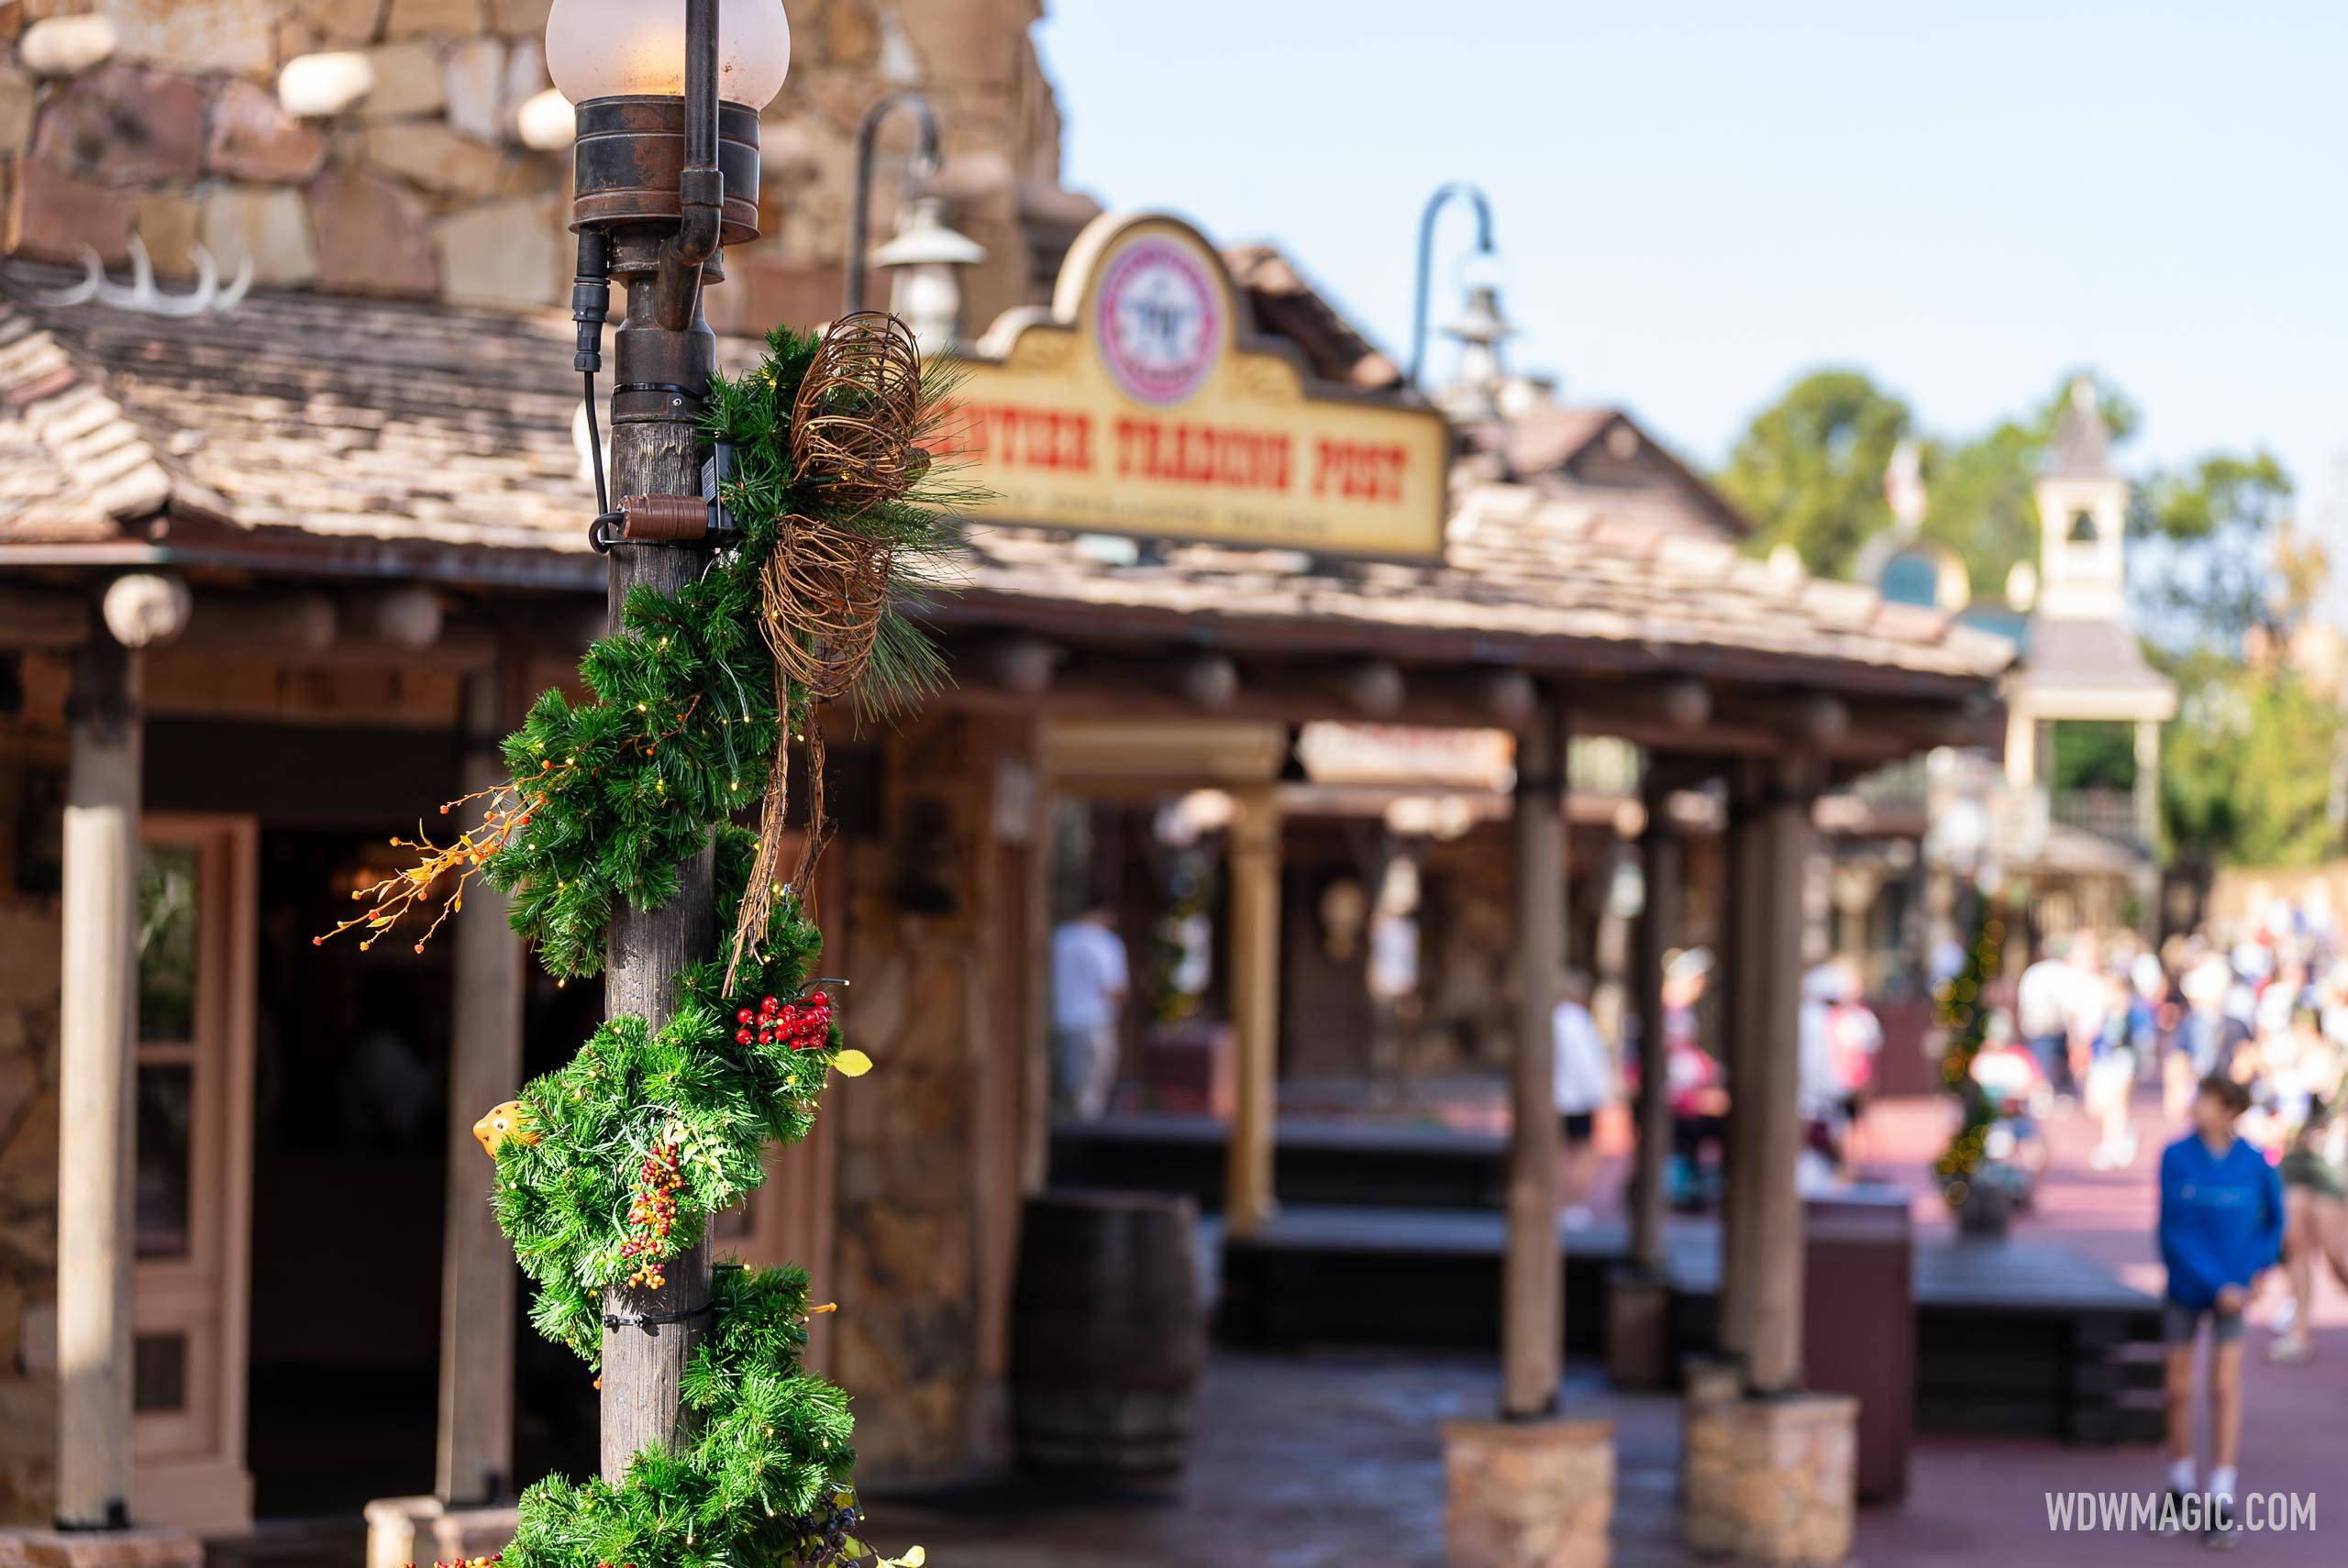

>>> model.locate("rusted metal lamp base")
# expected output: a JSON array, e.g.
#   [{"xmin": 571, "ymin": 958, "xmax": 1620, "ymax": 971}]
[{"xmin": 572, "ymin": 95, "xmax": 763, "ymax": 252}]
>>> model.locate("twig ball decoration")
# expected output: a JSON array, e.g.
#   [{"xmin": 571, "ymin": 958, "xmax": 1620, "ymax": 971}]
[
  {"xmin": 762, "ymin": 516, "xmax": 891, "ymax": 702},
  {"xmin": 790, "ymin": 312, "xmax": 925, "ymax": 513}
]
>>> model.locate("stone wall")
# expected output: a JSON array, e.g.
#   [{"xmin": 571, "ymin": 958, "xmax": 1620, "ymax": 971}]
[
  {"xmin": 832, "ymin": 711, "xmax": 1036, "ymax": 1478},
  {"xmin": 0, "ymin": 0, "xmax": 1069, "ymax": 329},
  {"xmin": 0, "ymin": 652, "xmax": 70, "ymax": 1522}
]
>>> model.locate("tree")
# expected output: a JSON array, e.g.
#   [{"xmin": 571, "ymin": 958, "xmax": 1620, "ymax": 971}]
[
  {"xmin": 2132, "ymin": 449, "xmax": 2297, "ymax": 653},
  {"xmin": 1717, "ymin": 369, "xmax": 1911, "ymax": 579}
]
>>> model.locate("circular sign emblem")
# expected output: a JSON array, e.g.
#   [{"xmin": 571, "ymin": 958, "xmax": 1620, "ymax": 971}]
[{"xmin": 1094, "ymin": 233, "xmax": 1222, "ymax": 407}]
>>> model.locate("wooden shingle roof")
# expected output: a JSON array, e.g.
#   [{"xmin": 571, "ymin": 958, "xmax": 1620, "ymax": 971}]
[{"xmin": 0, "ymin": 266, "xmax": 2011, "ymax": 698}]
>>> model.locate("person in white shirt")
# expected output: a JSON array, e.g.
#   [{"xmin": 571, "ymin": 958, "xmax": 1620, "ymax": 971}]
[
  {"xmin": 1050, "ymin": 902, "xmax": 1130, "ymax": 1120},
  {"xmin": 1553, "ymin": 967, "xmax": 1613, "ymax": 1228}
]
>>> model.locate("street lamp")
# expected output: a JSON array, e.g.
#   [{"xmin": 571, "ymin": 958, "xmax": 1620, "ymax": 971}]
[
  {"xmin": 845, "ymin": 92, "xmax": 951, "ymax": 319},
  {"xmin": 540, "ymin": 0, "xmax": 789, "ymax": 1479},
  {"xmin": 871, "ymin": 192, "xmax": 985, "ymax": 352},
  {"xmin": 1439, "ymin": 276, "xmax": 1516, "ymax": 422},
  {"xmin": 1409, "ymin": 180, "xmax": 1495, "ymax": 391},
  {"xmin": 548, "ymin": 0, "xmax": 788, "ymax": 547}
]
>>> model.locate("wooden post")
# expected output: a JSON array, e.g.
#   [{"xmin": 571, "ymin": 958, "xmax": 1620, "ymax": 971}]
[
  {"xmin": 437, "ymin": 669, "xmax": 526, "ymax": 1505},
  {"xmin": 1628, "ymin": 776, "xmax": 1680, "ymax": 1278},
  {"xmin": 56, "ymin": 633, "xmax": 141, "ymax": 1530},
  {"xmin": 1224, "ymin": 782, "xmax": 1282, "ymax": 1237},
  {"xmin": 1716, "ymin": 767, "xmax": 1765, "ymax": 1372},
  {"xmin": 598, "ymin": 256, "xmax": 718, "ymax": 1481},
  {"xmin": 1745, "ymin": 762, "xmax": 1818, "ymax": 1395},
  {"xmin": 1501, "ymin": 707, "xmax": 1567, "ymax": 1418}
]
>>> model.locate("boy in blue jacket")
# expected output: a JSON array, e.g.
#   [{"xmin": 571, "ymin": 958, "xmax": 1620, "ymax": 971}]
[{"xmin": 2158, "ymin": 1073, "xmax": 2283, "ymax": 1548}]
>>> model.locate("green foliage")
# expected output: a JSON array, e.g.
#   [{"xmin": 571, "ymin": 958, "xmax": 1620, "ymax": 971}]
[
  {"xmin": 1717, "ymin": 368, "xmax": 1911, "ymax": 579},
  {"xmin": 1933, "ymin": 904, "xmax": 2008, "ymax": 1202},
  {"xmin": 2049, "ymin": 721, "xmax": 2137, "ymax": 794},
  {"xmin": 2163, "ymin": 649, "xmax": 2344, "ymax": 868},
  {"xmin": 2132, "ymin": 449, "xmax": 2296, "ymax": 652},
  {"xmin": 486, "ymin": 326, "xmax": 962, "ymax": 977},
  {"xmin": 470, "ymin": 324, "xmax": 960, "ymax": 1568},
  {"xmin": 507, "ymin": 1266, "xmax": 863, "ymax": 1568},
  {"xmin": 493, "ymin": 833, "xmax": 837, "ymax": 1359}
]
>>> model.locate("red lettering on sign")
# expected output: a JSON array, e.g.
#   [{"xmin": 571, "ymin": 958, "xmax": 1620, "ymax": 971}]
[{"xmin": 1311, "ymin": 439, "xmax": 1408, "ymax": 502}]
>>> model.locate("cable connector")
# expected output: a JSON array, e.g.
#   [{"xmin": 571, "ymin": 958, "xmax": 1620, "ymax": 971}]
[{"xmin": 570, "ymin": 228, "xmax": 611, "ymax": 374}]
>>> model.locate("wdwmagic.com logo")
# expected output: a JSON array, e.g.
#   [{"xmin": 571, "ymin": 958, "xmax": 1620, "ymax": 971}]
[{"xmin": 2043, "ymin": 1492, "xmax": 2317, "ymax": 1533}]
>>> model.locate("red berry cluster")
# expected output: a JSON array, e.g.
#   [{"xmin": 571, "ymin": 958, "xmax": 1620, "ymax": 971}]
[
  {"xmin": 618, "ymin": 1141, "xmax": 683, "ymax": 1290},
  {"xmin": 734, "ymin": 990, "xmax": 833, "ymax": 1053}
]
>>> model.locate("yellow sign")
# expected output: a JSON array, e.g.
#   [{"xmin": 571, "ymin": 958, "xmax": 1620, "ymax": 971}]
[{"xmin": 941, "ymin": 212, "xmax": 1451, "ymax": 560}]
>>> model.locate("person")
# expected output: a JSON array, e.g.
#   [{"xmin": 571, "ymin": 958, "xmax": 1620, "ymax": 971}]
[
  {"xmin": 2267, "ymin": 1021, "xmax": 2348, "ymax": 1364},
  {"xmin": 1049, "ymin": 900, "xmax": 1129, "ymax": 1120},
  {"xmin": 1552, "ymin": 967, "xmax": 1612, "ymax": 1229},
  {"xmin": 2017, "ymin": 937, "xmax": 2079, "ymax": 1100},
  {"xmin": 2085, "ymin": 970, "xmax": 2140, "ymax": 1171},
  {"xmin": 1659, "ymin": 948, "xmax": 1727, "ymax": 1209},
  {"xmin": 2156, "ymin": 1074, "xmax": 2285, "ymax": 1548}
]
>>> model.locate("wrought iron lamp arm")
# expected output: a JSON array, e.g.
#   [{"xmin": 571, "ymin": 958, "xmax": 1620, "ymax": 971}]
[
  {"xmin": 1409, "ymin": 180, "xmax": 1496, "ymax": 391},
  {"xmin": 846, "ymin": 92, "xmax": 943, "ymax": 317}
]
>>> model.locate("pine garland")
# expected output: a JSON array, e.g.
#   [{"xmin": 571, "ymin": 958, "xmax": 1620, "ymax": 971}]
[
  {"xmin": 1933, "ymin": 902, "xmax": 2006, "ymax": 1204},
  {"xmin": 326, "ymin": 321, "xmax": 956, "ymax": 1568}
]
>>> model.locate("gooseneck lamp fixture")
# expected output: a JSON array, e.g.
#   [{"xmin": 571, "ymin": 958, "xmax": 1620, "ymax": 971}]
[
  {"xmin": 548, "ymin": 0, "xmax": 790, "ymax": 550},
  {"xmin": 870, "ymin": 193, "xmax": 985, "ymax": 353},
  {"xmin": 1408, "ymin": 181, "xmax": 1496, "ymax": 392},
  {"xmin": 844, "ymin": 92, "xmax": 944, "ymax": 319}
]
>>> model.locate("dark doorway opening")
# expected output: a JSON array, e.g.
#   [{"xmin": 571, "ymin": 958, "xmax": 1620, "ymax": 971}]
[{"xmin": 247, "ymin": 829, "xmax": 452, "ymax": 1518}]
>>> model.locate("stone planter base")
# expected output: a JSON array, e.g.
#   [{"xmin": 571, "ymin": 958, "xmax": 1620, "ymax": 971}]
[
  {"xmin": 1441, "ymin": 1416, "xmax": 1615, "ymax": 1568},
  {"xmin": 0, "ymin": 1531, "xmax": 202, "ymax": 1568},
  {"xmin": 1683, "ymin": 1391, "xmax": 1857, "ymax": 1564},
  {"xmin": 1603, "ymin": 1269, "xmax": 1673, "ymax": 1388},
  {"xmin": 363, "ymin": 1496, "xmax": 518, "ymax": 1568}
]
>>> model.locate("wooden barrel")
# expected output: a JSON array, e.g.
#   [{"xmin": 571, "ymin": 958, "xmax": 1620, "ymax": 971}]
[{"xmin": 1011, "ymin": 1188, "xmax": 1202, "ymax": 1480}]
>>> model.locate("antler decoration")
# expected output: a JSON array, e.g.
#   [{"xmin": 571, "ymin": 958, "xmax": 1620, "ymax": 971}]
[
  {"xmin": 39, "ymin": 237, "xmax": 255, "ymax": 318},
  {"xmin": 724, "ymin": 313, "xmax": 928, "ymax": 991}
]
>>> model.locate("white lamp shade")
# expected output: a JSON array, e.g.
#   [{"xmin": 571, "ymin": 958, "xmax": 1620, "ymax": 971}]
[{"xmin": 546, "ymin": 0, "xmax": 791, "ymax": 108}]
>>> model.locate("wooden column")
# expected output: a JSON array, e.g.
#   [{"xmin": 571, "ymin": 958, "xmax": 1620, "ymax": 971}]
[
  {"xmin": 599, "ymin": 246, "xmax": 717, "ymax": 1481},
  {"xmin": 1501, "ymin": 707, "xmax": 1567, "ymax": 1418},
  {"xmin": 1745, "ymin": 763, "xmax": 1818, "ymax": 1395},
  {"xmin": 1627, "ymin": 777, "xmax": 1680, "ymax": 1278},
  {"xmin": 437, "ymin": 671, "xmax": 526, "ymax": 1505},
  {"xmin": 56, "ymin": 633, "xmax": 141, "ymax": 1530},
  {"xmin": 1224, "ymin": 783, "xmax": 1282, "ymax": 1237},
  {"xmin": 1716, "ymin": 767, "xmax": 1766, "ymax": 1372}
]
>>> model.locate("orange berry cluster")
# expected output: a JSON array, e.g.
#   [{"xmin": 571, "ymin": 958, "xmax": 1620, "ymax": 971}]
[
  {"xmin": 734, "ymin": 990, "xmax": 832, "ymax": 1053},
  {"xmin": 619, "ymin": 1140, "xmax": 684, "ymax": 1290}
]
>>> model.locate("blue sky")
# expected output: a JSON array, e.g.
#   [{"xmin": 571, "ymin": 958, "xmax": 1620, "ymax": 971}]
[{"xmin": 1034, "ymin": 1, "xmax": 2348, "ymax": 595}]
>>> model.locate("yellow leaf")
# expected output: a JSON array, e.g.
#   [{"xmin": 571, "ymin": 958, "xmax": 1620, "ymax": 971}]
[
  {"xmin": 900, "ymin": 1547, "xmax": 926, "ymax": 1566},
  {"xmin": 833, "ymin": 1048, "xmax": 873, "ymax": 1078}
]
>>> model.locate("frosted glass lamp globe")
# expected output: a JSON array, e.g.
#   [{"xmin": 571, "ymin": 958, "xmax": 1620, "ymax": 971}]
[{"xmin": 546, "ymin": 0, "xmax": 791, "ymax": 108}]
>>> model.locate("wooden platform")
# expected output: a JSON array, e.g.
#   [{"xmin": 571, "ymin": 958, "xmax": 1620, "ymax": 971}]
[{"xmin": 1216, "ymin": 1206, "xmax": 2165, "ymax": 1446}]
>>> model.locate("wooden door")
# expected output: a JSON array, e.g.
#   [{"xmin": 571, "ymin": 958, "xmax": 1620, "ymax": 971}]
[{"xmin": 129, "ymin": 814, "xmax": 258, "ymax": 1532}]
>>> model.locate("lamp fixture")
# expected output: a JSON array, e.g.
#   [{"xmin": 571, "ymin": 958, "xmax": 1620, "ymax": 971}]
[{"xmin": 871, "ymin": 193, "xmax": 985, "ymax": 352}]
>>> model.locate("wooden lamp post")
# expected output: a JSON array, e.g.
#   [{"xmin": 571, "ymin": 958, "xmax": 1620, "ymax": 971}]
[{"xmin": 541, "ymin": 0, "xmax": 790, "ymax": 1480}]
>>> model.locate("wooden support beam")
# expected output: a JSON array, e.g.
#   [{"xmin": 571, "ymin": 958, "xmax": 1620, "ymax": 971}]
[
  {"xmin": 345, "ymin": 586, "xmax": 446, "ymax": 650},
  {"xmin": 1716, "ymin": 767, "xmax": 1766, "ymax": 1373},
  {"xmin": 1224, "ymin": 782, "xmax": 1282, "ymax": 1236},
  {"xmin": 969, "ymin": 635, "xmax": 1059, "ymax": 698},
  {"xmin": 0, "ymin": 584, "xmax": 90, "ymax": 648},
  {"xmin": 437, "ymin": 670, "xmax": 525, "ymax": 1507},
  {"xmin": 1744, "ymin": 760, "xmax": 1820, "ymax": 1395},
  {"xmin": 56, "ymin": 634, "xmax": 140, "ymax": 1529},
  {"xmin": 1501, "ymin": 705, "xmax": 1567, "ymax": 1418},
  {"xmin": 1628, "ymin": 777, "xmax": 1681, "ymax": 1277},
  {"xmin": 178, "ymin": 591, "xmax": 338, "ymax": 654},
  {"xmin": 1325, "ymin": 658, "xmax": 1405, "ymax": 718}
]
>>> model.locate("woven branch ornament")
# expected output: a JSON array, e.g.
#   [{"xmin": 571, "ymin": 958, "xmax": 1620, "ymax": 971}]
[
  {"xmin": 724, "ymin": 315, "xmax": 936, "ymax": 990},
  {"xmin": 789, "ymin": 312, "xmax": 928, "ymax": 513}
]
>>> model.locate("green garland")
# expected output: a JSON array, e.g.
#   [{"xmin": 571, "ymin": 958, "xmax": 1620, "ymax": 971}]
[
  {"xmin": 332, "ymin": 323, "xmax": 949, "ymax": 1568},
  {"xmin": 1933, "ymin": 901, "xmax": 2006, "ymax": 1203}
]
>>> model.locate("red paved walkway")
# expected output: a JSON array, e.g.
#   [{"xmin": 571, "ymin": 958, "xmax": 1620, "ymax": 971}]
[{"xmin": 1848, "ymin": 1088, "xmax": 2345, "ymax": 1565}]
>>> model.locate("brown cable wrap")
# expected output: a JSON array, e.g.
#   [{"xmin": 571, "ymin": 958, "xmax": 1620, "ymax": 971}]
[
  {"xmin": 619, "ymin": 493, "xmax": 710, "ymax": 543},
  {"xmin": 723, "ymin": 314, "xmax": 927, "ymax": 992}
]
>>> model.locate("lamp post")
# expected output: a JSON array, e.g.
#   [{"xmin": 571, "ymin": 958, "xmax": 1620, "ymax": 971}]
[
  {"xmin": 871, "ymin": 192, "xmax": 984, "ymax": 352},
  {"xmin": 844, "ymin": 92, "xmax": 943, "ymax": 318},
  {"xmin": 1408, "ymin": 180, "xmax": 1495, "ymax": 391},
  {"xmin": 542, "ymin": 0, "xmax": 790, "ymax": 1482},
  {"xmin": 1438, "ymin": 279, "xmax": 1517, "ymax": 421}
]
